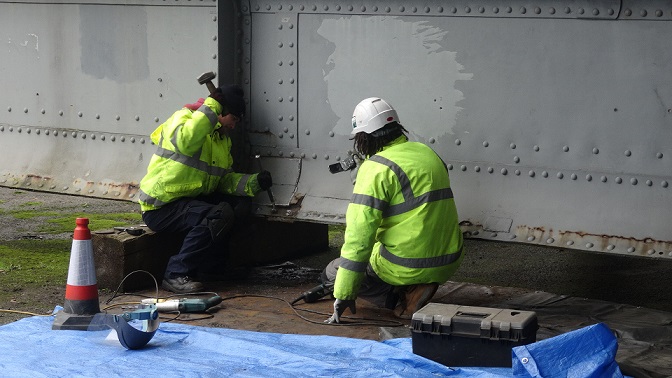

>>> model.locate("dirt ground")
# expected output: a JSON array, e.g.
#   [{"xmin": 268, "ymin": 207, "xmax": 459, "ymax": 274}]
[{"xmin": 1, "ymin": 185, "xmax": 672, "ymax": 337}]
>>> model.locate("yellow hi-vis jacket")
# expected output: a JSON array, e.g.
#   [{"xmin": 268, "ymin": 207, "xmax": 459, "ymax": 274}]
[
  {"xmin": 333, "ymin": 136, "xmax": 464, "ymax": 300},
  {"xmin": 138, "ymin": 97, "xmax": 261, "ymax": 211}
]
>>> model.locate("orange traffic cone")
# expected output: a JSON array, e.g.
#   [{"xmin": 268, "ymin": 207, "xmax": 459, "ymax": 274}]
[{"xmin": 52, "ymin": 218, "xmax": 102, "ymax": 330}]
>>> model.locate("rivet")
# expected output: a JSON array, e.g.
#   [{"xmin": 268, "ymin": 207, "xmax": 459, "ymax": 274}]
[
  {"xmin": 45, "ymin": 130, "xmax": 49, "ymax": 135},
  {"xmin": 510, "ymin": 143, "xmax": 516, "ymax": 149},
  {"xmin": 542, "ymin": 171, "xmax": 548, "ymax": 178},
  {"xmin": 549, "ymin": 7, "xmax": 556, "ymax": 14},
  {"xmin": 586, "ymin": 174, "xmax": 592, "ymax": 181},
  {"xmin": 571, "ymin": 173, "xmax": 577, "ymax": 180},
  {"xmin": 91, "ymin": 134, "xmax": 95, "ymax": 140},
  {"xmin": 448, "ymin": 164, "xmax": 454, "ymax": 170},
  {"xmin": 438, "ymin": 6, "xmax": 443, "ymax": 13},
  {"xmin": 515, "ymin": 170, "xmax": 521, "ymax": 176},
  {"xmin": 566, "ymin": 240, "xmax": 574, "ymax": 246},
  {"xmin": 563, "ymin": 146, "xmax": 569, "ymax": 152},
  {"xmin": 607, "ymin": 245, "xmax": 615, "ymax": 251},
  {"xmin": 640, "ymin": 10, "xmax": 647, "ymax": 17},
  {"xmin": 7, "ymin": 107, "xmax": 11, "ymax": 112},
  {"xmin": 615, "ymin": 177, "xmax": 622, "ymax": 184},
  {"xmin": 505, "ymin": 6, "xmax": 512, "ymax": 13},
  {"xmin": 646, "ymin": 180, "xmax": 652, "ymax": 186},
  {"xmin": 647, "ymin": 249, "xmax": 655, "ymax": 255},
  {"xmin": 24, "ymin": 108, "xmax": 28, "ymax": 113},
  {"xmin": 289, "ymin": 134, "xmax": 294, "ymax": 139},
  {"xmin": 54, "ymin": 130, "xmax": 58, "ymax": 136},
  {"xmin": 474, "ymin": 166, "xmax": 481, "ymax": 172},
  {"xmin": 557, "ymin": 172, "xmax": 564, "ymax": 179},
  {"xmin": 399, "ymin": 6, "xmax": 405, "ymax": 12},
  {"xmin": 509, "ymin": 235, "xmax": 516, "ymax": 240},
  {"xmin": 289, "ymin": 96, "xmax": 294, "ymax": 102},
  {"xmin": 278, "ymin": 151, "xmax": 284, "ymax": 156},
  {"xmin": 111, "ymin": 136, "xmax": 116, "ymax": 141},
  {"xmin": 81, "ymin": 134, "xmax": 86, "ymax": 139},
  {"xmin": 455, "ymin": 139, "xmax": 461, "ymax": 145},
  {"xmin": 278, "ymin": 133, "xmax": 284, "ymax": 139},
  {"xmin": 385, "ymin": 6, "xmax": 391, "ymax": 12},
  {"xmin": 534, "ymin": 145, "xmax": 540, "ymax": 151},
  {"xmin": 290, "ymin": 152, "xmax": 295, "ymax": 157},
  {"xmin": 592, "ymin": 8, "xmax": 599, "ymax": 16},
  {"xmin": 529, "ymin": 170, "xmax": 535, "ymax": 177},
  {"xmin": 482, "ymin": 141, "xmax": 489, "ymax": 147},
  {"xmin": 461, "ymin": 165, "xmax": 467, "ymax": 171},
  {"xmin": 465, "ymin": 6, "xmax": 471, "ymax": 13},
  {"xmin": 278, "ymin": 60, "xmax": 283, "ymax": 66},
  {"xmin": 601, "ymin": 176, "xmax": 607, "ymax": 182},
  {"xmin": 305, "ymin": 130, "xmax": 310, "ymax": 135},
  {"xmin": 501, "ymin": 168, "xmax": 508, "ymax": 175},
  {"xmin": 116, "ymin": 115, "xmax": 120, "ymax": 120},
  {"xmin": 62, "ymin": 186, "xmax": 68, "ymax": 191},
  {"xmin": 662, "ymin": 181, "xmax": 669, "ymax": 188},
  {"xmin": 656, "ymin": 152, "xmax": 663, "ymax": 159},
  {"xmin": 59, "ymin": 110, "xmax": 63, "ymax": 116},
  {"xmin": 592, "ymin": 147, "xmax": 599, "ymax": 154},
  {"xmin": 63, "ymin": 132, "xmax": 67, "ymax": 138},
  {"xmin": 425, "ymin": 7, "xmax": 431, "ymax": 13},
  {"xmin": 361, "ymin": 6, "xmax": 366, "ymax": 12},
  {"xmin": 630, "ymin": 178, "xmax": 638, "ymax": 185},
  {"xmin": 534, "ymin": 7, "xmax": 541, "ymax": 14},
  {"xmin": 101, "ymin": 135, "xmax": 106, "ymax": 141},
  {"xmin": 412, "ymin": 6, "xmax": 417, "ymax": 13},
  {"xmin": 329, "ymin": 131, "xmax": 334, "ymax": 137},
  {"xmin": 627, "ymin": 247, "xmax": 635, "ymax": 253},
  {"xmin": 586, "ymin": 243, "xmax": 594, "ymax": 248},
  {"xmin": 278, "ymin": 97, "xmax": 283, "ymax": 102},
  {"xmin": 520, "ymin": 7, "xmax": 527, "ymax": 14},
  {"xmin": 472, "ymin": 231, "xmax": 479, "ymax": 236},
  {"xmin": 78, "ymin": 112, "xmax": 83, "ymax": 117},
  {"xmin": 546, "ymin": 238, "xmax": 554, "ymax": 244},
  {"xmin": 624, "ymin": 9, "xmax": 632, "ymax": 16},
  {"xmin": 527, "ymin": 236, "xmax": 535, "ymax": 242},
  {"xmin": 487, "ymin": 167, "xmax": 494, "ymax": 173},
  {"xmin": 656, "ymin": 10, "xmax": 663, "ymax": 17},
  {"xmin": 120, "ymin": 136, "xmax": 126, "ymax": 142},
  {"xmin": 490, "ymin": 233, "xmax": 497, "ymax": 238},
  {"xmin": 154, "ymin": 117, "xmax": 159, "ymax": 123},
  {"xmin": 335, "ymin": 5, "xmax": 341, "ymax": 11},
  {"xmin": 279, "ymin": 116, "xmax": 284, "ymax": 121},
  {"xmin": 324, "ymin": 155, "xmax": 329, "ymax": 160},
  {"xmin": 131, "ymin": 137, "xmax": 136, "ymax": 143},
  {"xmin": 17, "ymin": 127, "xmax": 22, "ymax": 133},
  {"xmin": 513, "ymin": 156, "xmax": 520, "ymax": 163},
  {"xmin": 493, "ymin": 7, "xmax": 499, "ymax": 14},
  {"xmin": 312, "ymin": 154, "xmax": 317, "ymax": 159},
  {"xmin": 625, "ymin": 150, "xmax": 631, "ymax": 156},
  {"xmin": 451, "ymin": 7, "xmax": 457, "ymax": 13},
  {"xmin": 289, "ymin": 24, "xmax": 294, "ymax": 30},
  {"xmin": 429, "ymin": 137, "xmax": 435, "ymax": 144},
  {"xmin": 36, "ymin": 129, "xmax": 41, "ymax": 135},
  {"xmin": 578, "ymin": 8, "xmax": 585, "ymax": 15},
  {"xmin": 135, "ymin": 116, "xmax": 140, "ymax": 121},
  {"xmin": 301, "ymin": 153, "xmax": 306, "ymax": 158}
]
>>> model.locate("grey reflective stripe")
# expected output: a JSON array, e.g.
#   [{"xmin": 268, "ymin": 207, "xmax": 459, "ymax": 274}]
[
  {"xmin": 198, "ymin": 104, "xmax": 219, "ymax": 126},
  {"xmin": 339, "ymin": 257, "xmax": 368, "ymax": 272},
  {"xmin": 369, "ymin": 155, "xmax": 414, "ymax": 201},
  {"xmin": 379, "ymin": 244, "xmax": 462, "ymax": 269},
  {"xmin": 383, "ymin": 188, "xmax": 454, "ymax": 217},
  {"xmin": 138, "ymin": 189, "xmax": 168, "ymax": 207},
  {"xmin": 154, "ymin": 145, "xmax": 231, "ymax": 177},
  {"xmin": 350, "ymin": 193, "xmax": 388, "ymax": 211},
  {"xmin": 236, "ymin": 174, "xmax": 252, "ymax": 195}
]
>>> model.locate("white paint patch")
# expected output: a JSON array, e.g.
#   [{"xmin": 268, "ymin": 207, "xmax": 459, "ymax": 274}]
[{"xmin": 318, "ymin": 16, "xmax": 473, "ymax": 140}]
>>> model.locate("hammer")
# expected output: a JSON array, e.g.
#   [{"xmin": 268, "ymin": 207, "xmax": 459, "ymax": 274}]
[
  {"xmin": 255, "ymin": 154, "xmax": 277, "ymax": 214},
  {"xmin": 197, "ymin": 71, "xmax": 217, "ymax": 94}
]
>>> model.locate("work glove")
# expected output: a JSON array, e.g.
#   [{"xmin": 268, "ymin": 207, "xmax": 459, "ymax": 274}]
[
  {"xmin": 257, "ymin": 170, "xmax": 273, "ymax": 191},
  {"xmin": 208, "ymin": 88, "xmax": 227, "ymax": 110},
  {"xmin": 325, "ymin": 299, "xmax": 356, "ymax": 324}
]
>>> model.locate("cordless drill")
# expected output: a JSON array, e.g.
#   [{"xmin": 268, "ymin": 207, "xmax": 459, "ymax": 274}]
[{"xmin": 142, "ymin": 295, "xmax": 223, "ymax": 313}]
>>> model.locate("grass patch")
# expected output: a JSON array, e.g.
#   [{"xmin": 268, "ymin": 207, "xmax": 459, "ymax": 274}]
[
  {"xmin": 18, "ymin": 201, "xmax": 43, "ymax": 207},
  {"xmin": 10, "ymin": 210, "xmax": 60, "ymax": 220},
  {"xmin": 0, "ymin": 239, "xmax": 70, "ymax": 289}
]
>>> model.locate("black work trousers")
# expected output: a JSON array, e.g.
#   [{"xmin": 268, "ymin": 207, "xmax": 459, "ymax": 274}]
[{"xmin": 142, "ymin": 193, "xmax": 250, "ymax": 279}]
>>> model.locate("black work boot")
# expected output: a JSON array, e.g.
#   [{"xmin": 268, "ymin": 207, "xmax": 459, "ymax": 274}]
[{"xmin": 162, "ymin": 276, "xmax": 204, "ymax": 294}]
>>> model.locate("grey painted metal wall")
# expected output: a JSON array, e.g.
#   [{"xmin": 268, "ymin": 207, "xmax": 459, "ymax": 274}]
[{"xmin": 1, "ymin": 0, "xmax": 671, "ymax": 260}]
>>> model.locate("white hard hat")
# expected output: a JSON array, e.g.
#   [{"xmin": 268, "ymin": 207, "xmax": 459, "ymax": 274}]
[{"xmin": 351, "ymin": 97, "xmax": 399, "ymax": 136}]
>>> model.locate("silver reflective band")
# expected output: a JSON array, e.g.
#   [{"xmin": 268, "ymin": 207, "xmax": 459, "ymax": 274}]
[
  {"xmin": 351, "ymin": 193, "xmax": 388, "ymax": 211},
  {"xmin": 197, "ymin": 104, "xmax": 219, "ymax": 127},
  {"xmin": 339, "ymin": 257, "xmax": 368, "ymax": 272},
  {"xmin": 236, "ymin": 174, "xmax": 252, "ymax": 195},
  {"xmin": 379, "ymin": 244, "xmax": 462, "ymax": 268},
  {"xmin": 383, "ymin": 188, "xmax": 453, "ymax": 217},
  {"xmin": 138, "ymin": 189, "xmax": 168, "ymax": 207},
  {"xmin": 154, "ymin": 146, "xmax": 231, "ymax": 177},
  {"xmin": 369, "ymin": 155, "xmax": 414, "ymax": 200}
]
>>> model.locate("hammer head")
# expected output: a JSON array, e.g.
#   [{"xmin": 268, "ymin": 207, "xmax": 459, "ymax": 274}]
[
  {"xmin": 197, "ymin": 71, "xmax": 216, "ymax": 84},
  {"xmin": 197, "ymin": 71, "xmax": 217, "ymax": 94}
]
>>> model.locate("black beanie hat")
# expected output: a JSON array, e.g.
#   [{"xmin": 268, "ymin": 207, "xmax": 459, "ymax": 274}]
[{"xmin": 220, "ymin": 84, "xmax": 245, "ymax": 118}]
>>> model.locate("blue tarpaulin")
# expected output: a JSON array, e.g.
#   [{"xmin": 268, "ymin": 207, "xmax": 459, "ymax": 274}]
[{"xmin": 0, "ymin": 316, "xmax": 624, "ymax": 377}]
